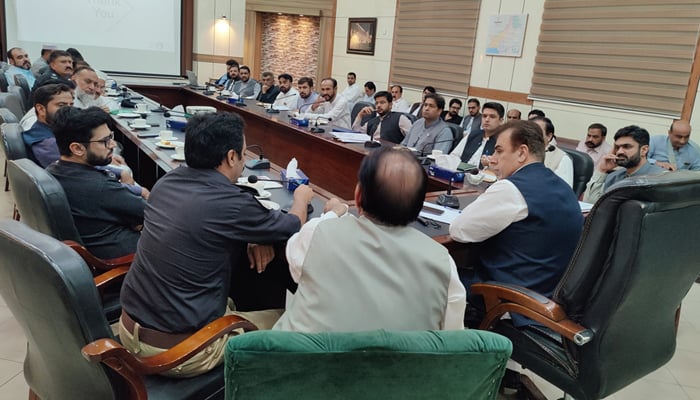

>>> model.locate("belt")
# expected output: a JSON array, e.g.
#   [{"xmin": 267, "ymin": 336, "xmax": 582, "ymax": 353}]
[{"xmin": 120, "ymin": 311, "xmax": 193, "ymax": 349}]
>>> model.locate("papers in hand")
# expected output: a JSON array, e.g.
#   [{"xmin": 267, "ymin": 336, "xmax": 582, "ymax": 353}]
[
  {"xmin": 419, "ymin": 202, "xmax": 462, "ymax": 224},
  {"xmin": 331, "ymin": 132, "xmax": 367, "ymax": 143}
]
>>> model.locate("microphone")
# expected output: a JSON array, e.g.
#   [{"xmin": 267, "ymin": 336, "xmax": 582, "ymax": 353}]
[
  {"xmin": 244, "ymin": 145, "xmax": 271, "ymax": 170},
  {"xmin": 546, "ymin": 145, "xmax": 556, "ymax": 152},
  {"xmin": 247, "ymin": 175, "xmax": 286, "ymax": 184},
  {"xmin": 146, "ymin": 93, "xmax": 168, "ymax": 113},
  {"xmin": 437, "ymin": 176, "xmax": 461, "ymax": 209},
  {"xmin": 267, "ymin": 92, "xmax": 299, "ymax": 114},
  {"xmin": 309, "ymin": 116, "xmax": 332, "ymax": 133},
  {"xmin": 163, "ymin": 110, "xmax": 193, "ymax": 118},
  {"xmin": 413, "ymin": 138, "xmax": 456, "ymax": 164}
]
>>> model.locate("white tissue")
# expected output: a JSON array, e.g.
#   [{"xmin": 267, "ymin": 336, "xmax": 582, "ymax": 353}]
[
  {"xmin": 286, "ymin": 158, "xmax": 300, "ymax": 178},
  {"xmin": 435, "ymin": 154, "xmax": 462, "ymax": 172}
]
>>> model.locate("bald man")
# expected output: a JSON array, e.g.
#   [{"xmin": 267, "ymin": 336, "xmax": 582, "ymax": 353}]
[
  {"xmin": 275, "ymin": 146, "xmax": 466, "ymax": 332},
  {"xmin": 648, "ymin": 120, "xmax": 700, "ymax": 171}
]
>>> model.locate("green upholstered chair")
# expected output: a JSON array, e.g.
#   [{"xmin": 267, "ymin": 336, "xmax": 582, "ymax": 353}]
[{"xmin": 224, "ymin": 329, "xmax": 512, "ymax": 400}]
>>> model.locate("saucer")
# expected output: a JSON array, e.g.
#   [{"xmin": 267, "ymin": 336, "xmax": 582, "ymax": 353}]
[
  {"xmin": 157, "ymin": 136, "xmax": 178, "ymax": 142},
  {"xmin": 258, "ymin": 199, "xmax": 280, "ymax": 210},
  {"xmin": 156, "ymin": 140, "xmax": 184, "ymax": 149},
  {"xmin": 131, "ymin": 124, "xmax": 151, "ymax": 130},
  {"xmin": 170, "ymin": 154, "xmax": 186, "ymax": 161},
  {"xmin": 255, "ymin": 190, "xmax": 271, "ymax": 199}
]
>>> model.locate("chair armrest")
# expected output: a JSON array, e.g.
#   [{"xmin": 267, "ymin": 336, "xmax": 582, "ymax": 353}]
[
  {"xmin": 82, "ymin": 315, "xmax": 258, "ymax": 399},
  {"xmin": 64, "ymin": 240, "xmax": 134, "ymax": 272},
  {"xmin": 93, "ymin": 266, "xmax": 129, "ymax": 290},
  {"xmin": 472, "ymin": 282, "xmax": 594, "ymax": 346}
]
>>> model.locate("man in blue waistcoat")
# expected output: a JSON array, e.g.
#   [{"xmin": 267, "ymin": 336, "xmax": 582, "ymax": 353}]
[{"xmin": 449, "ymin": 120, "xmax": 583, "ymax": 327}]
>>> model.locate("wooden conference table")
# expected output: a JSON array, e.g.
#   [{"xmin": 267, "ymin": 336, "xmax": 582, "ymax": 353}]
[
  {"xmin": 111, "ymin": 85, "xmax": 485, "ymax": 258},
  {"xmin": 125, "ymin": 84, "xmax": 470, "ymax": 200}
]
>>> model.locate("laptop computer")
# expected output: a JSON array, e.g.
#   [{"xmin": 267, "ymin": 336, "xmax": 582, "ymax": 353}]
[{"xmin": 186, "ymin": 70, "xmax": 208, "ymax": 90}]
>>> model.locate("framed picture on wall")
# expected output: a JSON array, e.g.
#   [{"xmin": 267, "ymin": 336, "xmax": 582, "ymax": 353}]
[{"xmin": 347, "ymin": 18, "xmax": 377, "ymax": 56}]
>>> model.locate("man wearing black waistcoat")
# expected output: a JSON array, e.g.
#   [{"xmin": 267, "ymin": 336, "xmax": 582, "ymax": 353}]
[{"xmin": 351, "ymin": 91, "xmax": 413, "ymax": 144}]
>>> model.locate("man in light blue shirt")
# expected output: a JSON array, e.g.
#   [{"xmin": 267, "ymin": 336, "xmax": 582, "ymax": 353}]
[
  {"xmin": 4, "ymin": 47, "xmax": 36, "ymax": 88},
  {"xmin": 648, "ymin": 120, "xmax": 700, "ymax": 171}
]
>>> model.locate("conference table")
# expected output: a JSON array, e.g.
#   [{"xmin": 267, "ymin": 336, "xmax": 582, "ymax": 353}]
[{"xmin": 111, "ymin": 85, "xmax": 488, "ymax": 261}]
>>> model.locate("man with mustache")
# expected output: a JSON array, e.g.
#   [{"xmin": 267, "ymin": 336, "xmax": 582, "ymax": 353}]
[
  {"xmin": 47, "ymin": 106, "xmax": 146, "ymax": 259},
  {"xmin": 576, "ymin": 123, "xmax": 612, "ymax": 168},
  {"xmin": 4, "ymin": 47, "xmax": 36, "ymax": 88},
  {"xmin": 647, "ymin": 120, "xmax": 700, "ymax": 171},
  {"xmin": 583, "ymin": 125, "xmax": 665, "ymax": 203},
  {"xmin": 32, "ymin": 50, "xmax": 74, "ymax": 92}
]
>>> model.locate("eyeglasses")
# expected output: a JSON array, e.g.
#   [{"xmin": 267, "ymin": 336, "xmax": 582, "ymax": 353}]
[{"xmin": 81, "ymin": 132, "xmax": 114, "ymax": 148}]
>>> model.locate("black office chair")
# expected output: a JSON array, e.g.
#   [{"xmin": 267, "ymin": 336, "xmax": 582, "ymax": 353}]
[
  {"xmin": 13, "ymin": 74, "xmax": 32, "ymax": 108},
  {"xmin": 402, "ymin": 112, "xmax": 418, "ymax": 123},
  {"xmin": 1, "ymin": 122, "xmax": 27, "ymax": 192},
  {"xmin": 562, "ymin": 147, "xmax": 594, "ymax": 198},
  {"xmin": 8, "ymin": 85, "xmax": 28, "ymax": 114},
  {"xmin": 0, "ymin": 73, "xmax": 8, "ymax": 92},
  {"xmin": 445, "ymin": 122, "xmax": 463, "ymax": 152},
  {"xmin": 472, "ymin": 171, "xmax": 700, "ymax": 400},
  {"xmin": 0, "ymin": 92, "xmax": 25, "ymax": 120},
  {"xmin": 0, "ymin": 219, "xmax": 256, "ymax": 400},
  {"xmin": 351, "ymin": 101, "xmax": 374, "ymax": 123}
]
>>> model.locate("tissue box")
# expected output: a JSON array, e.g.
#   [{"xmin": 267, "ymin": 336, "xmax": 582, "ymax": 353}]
[
  {"xmin": 290, "ymin": 117, "xmax": 309, "ymax": 127},
  {"xmin": 428, "ymin": 165, "xmax": 465, "ymax": 182},
  {"xmin": 227, "ymin": 97, "xmax": 245, "ymax": 105},
  {"xmin": 165, "ymin": 119, "xmax": 188, "ymax": 131},
  {"xmin": 281, "ymin": 169, "xmax": 309, "ymax": 191}
]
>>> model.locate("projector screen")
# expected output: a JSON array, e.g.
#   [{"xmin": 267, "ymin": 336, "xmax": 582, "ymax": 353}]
[{"xmin": 3, "ymin": 0, "xmax": 184, "ymax": 77}]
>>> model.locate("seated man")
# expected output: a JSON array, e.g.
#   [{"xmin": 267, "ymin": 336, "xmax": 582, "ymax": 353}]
[
  {"xmin": 256, "ymin": 71, "xmax": 280, "ymax": 103},
  {"xmin": 295, "ymin": 77, "xmax": 319, "ymax": 113},
  {"xmin": 4, "ymin": 47, "xmax": 36, "ymax": 88},
  {"xmin": 450, "ymin": 102, "xmax": 504, "ymax": 168},
  {"xmin": 648, "ymin": 120, "xmax": 700, "ymax": 171},
  {"xmin": 449, "ymin": 120, "xmax": 583, "ymax": 327},
  {"xmin": 119, "ymin": 112, "xmax": 316, "ymax": 378},
  {"xmin": 223, "ymin": 63, "xmax": 240, "ymax": 89},
  {"xmin": 274, "ymin": 146, "xmax": 466, "ymax": 332},
  {"xmin": 359, "ymin": 81, "xmax": 376, "ymax": 104},
  {"xmin": 575, "ymin": 123, "xmax": 612, "ymax": 168},
  {"xmin": 272, "ymin": 73, "xmax": 299, "ymax": 109},
  {"xmin": 401, "ymin": 94, "xmax": 453, "ymax": 154},
  {"xmin": 215, "ymin": 59, "xmax": 239, "ymax": 86},
  {"xmin": 22, "ymin": 83, "xmax": 74, "ymax": 167},
  {"xmin": 230, "ymin": 65, "xmax": 260, "ymax": 99},
  {"xmin": 532, "ymin": 116, "xmax": 573, "ymax": 187},
  {"xmin": 409, "ymin": 86, "xmax": 436, "ymax": 117},
  {"xmin": 583, "ymin": 125, "xmax": 666, "ymax": 204},
  {"xmin": 460, "ymin": 98, "xmax": 482, "ymax": 136},
  {"xmin": 441, "ymin": 98, "xmax": 463, "ymax": 125},
  {"xmin": 47, "ymin": 107, "xmax": 146, "ymax": 259},
  {"xmin": 302, "ymin": 77, "xmax": 351, "ymax": 129},
  {"xmin": 32, "ymin": 50, "xmax": 74, "ymax": 92},
  {"xmin": 31, "ymin": 45, "xmax": 56, "ymax": 78},
  {"xmin": 351, "ymin": 90, "xmax": 413, "ymax": 144},
  {"xmin": 390, "ymin": 84, "xmax": 410, "ymax": 113}
]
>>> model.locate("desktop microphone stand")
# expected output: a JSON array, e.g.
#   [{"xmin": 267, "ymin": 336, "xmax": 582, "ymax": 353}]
[
  {"xmin": 309, "ymin": 118, "xmax": 325, "ymax": 133},
  {"xmin": 437, "ymin": 177, "xmax": 461, "ymax": 209}
]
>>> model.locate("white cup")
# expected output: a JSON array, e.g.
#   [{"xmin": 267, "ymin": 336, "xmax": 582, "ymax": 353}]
[
  {"xmin": 175, "ymin": 145, "xmax": 185, "ymax": 157},
  {"xmin": 132, "ymin": 118, "xmax": 147, "ymax": 128},
  {"xmin": 159, "ymin": 130, "xmax": 174, "ymax": 141},
  {"xmin": 135, "ymin": 103, "xmax": 148, "ymax": 113},
  {"xmin": 466, "ymin": 171, "xmax": 485, "ymax": 185},
  {"xmin": 431, "ymin": 149, "xmax": 443, "ymax": 157}
]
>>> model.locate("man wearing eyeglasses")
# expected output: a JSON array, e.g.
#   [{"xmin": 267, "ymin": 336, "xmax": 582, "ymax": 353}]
[{"xmin": 46, "ymin": 106, "xmax": 147, "ymax": 259}]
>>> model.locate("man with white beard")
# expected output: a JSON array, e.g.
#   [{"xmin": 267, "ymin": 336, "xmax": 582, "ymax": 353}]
[{"xmin": 71, "ymin": 67, "xmax": 110, "ymax": 111}]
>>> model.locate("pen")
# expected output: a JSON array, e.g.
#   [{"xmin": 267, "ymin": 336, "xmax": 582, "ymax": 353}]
[{"xmin": 416, "ymin": 216, "xmax": 429, "ymax": 227}]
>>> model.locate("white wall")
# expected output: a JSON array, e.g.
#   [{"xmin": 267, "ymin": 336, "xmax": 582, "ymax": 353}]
[
  {"xmin": 193, "ymin": 0, "xmax": 246, "ymax": 82},
  {"xmin": 331, "ymin": 0, "xmax": 397, "ymax": 93}
]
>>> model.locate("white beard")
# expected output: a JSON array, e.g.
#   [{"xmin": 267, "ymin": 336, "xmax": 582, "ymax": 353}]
[{"xmin": 75, "ymin": 88, "xmax": 100, "ymax": 108}]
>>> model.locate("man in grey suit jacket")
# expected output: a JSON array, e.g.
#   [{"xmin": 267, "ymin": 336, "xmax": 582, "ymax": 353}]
[{"xmin": 461, "ymin": 98, "xmax": 482, "ymax": 136}]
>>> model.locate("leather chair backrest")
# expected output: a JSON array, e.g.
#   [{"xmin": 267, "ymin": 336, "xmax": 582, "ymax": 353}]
[
  {"xmin": 0, "ymin": 72, "xmax": 8, "ymax": 92},
  {"xmin": 1, "ymin": 122, "xmax": 27, "ymax": 161},
  {"xmin": 553, "ymin": 171, "xmax": 700, "ymax": 397},
  {"xmin": 0, "ymin": 92, "xmax": 24, "ymax": 120},
  {"xmin": 562, "ymin": 148, "xmax": 593, "ymax": 197},
  {"xmin": 225, "ymin": 329, "xmax": 512, "ymax": 400},
  {"xmin": 13, "ymin": 74, "xmax": 32, "ymax": 108},
  {"xmin": 445, "ymin": 122, "xmax": 463, "ymax": 152},
  {"xmin": 7, "ymin": 86, "xmax": 27, "ymax": 114},
  {"xmin": 0, "ymin": 220, "xmax": 117, "ymax": 399},
  {"xmin": 402, "ymin": 112, "xmax": 417, "ymax": 123},
  {"xmin": 0, "ymin": 108, "xmax": 19, "ymax": 124},
  {"xmin": 7, "ymin": 158, "xmax": 83, "ymax": 243},
  {"xmin": 351, "ymin": 101, "xmax": 374, "ymax": 123}
]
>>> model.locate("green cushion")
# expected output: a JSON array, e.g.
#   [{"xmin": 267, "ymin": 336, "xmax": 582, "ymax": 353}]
[{"xmin": 225, "ymin": 330, "xmax": 512, "ymax": 400}]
